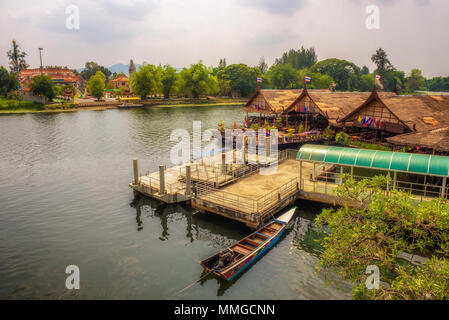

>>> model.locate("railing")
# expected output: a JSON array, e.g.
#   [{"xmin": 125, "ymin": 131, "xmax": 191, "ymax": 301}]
[
  {"xmin": 194, "ymin": 176, "xmax": 301, "ymax": 215},
  {"xmin": 139, "ymin": 174, "xmax": 185, "ymax": 195},
  {"xmin": 301, "ymin": 169, "xmax": 448, "ymax": 201}
]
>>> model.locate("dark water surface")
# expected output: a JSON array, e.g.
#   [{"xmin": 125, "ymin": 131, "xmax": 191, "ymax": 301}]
[{"xmin": 0, "ymin": 105, "xmax": 352, "ymax": 299}]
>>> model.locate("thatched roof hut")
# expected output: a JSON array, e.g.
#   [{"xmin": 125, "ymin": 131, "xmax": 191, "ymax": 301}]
[
  {"xmin": 339, "ymin": 91, "xmax": 449, "ymax": 133},
  {"xmin": 386, "ymin": 126, "xmax": 449, "ymax": 152},
  {"xmin": 244, "ymin": 89, "xmax": 303, "ymax": 114}
]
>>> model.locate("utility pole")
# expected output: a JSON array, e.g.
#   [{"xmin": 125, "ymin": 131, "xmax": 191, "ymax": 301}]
[{"xmin": 38, "ymin": 48, "xmax": 43, "ymax": 75}]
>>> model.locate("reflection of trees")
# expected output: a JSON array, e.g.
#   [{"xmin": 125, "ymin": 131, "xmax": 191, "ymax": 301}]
[{"xmin": 291, "ymin": 216, "xmax": 325, "ymax": 258}]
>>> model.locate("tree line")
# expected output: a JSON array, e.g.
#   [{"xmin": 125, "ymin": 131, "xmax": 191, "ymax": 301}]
[{"xmin": 2, "ymin": 40, "xmax": 449, "ymax": 102}]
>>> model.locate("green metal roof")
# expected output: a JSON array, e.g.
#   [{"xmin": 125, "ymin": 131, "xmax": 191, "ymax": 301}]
[{"xmin": 296, "ymin": 144, "xmax": 449, "ymax": 177}]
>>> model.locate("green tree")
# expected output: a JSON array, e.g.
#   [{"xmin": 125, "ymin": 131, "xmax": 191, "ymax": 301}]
[
  {"xmin": 371, "ymin": 48, "xmax": 394, "ymax": 75},
  {"xmin": 361, "ymin": 66, "xmax": 370, "ymax": 75},
  {"xmin": 311, "ymin": 59, "xmax": 361, "ymax": 91},
  {"xmin": 130, "ymin": 63, "xmax": 162, "ymax": 99},
  {"xmin": 161, "ymin": 64, "xmax": 178, "ymax": 98},
  {"xmin": 357, "ymin": 74, "xmax": 375, "ymax": 91},
  {"xmin": 257, "ymin": 56, "xmax": 268, "ymax": 74},
  {"xmin": 310, "ymin": 73, "xmax": 333, "ymax": 89},
  {"xmin": 0, "ymin": 66, "xmax": 18, "ymax": 97},
  {"xmin": 7, "ymin": 40, "xmax": 29, "ymax": 73},
  {"xmin": 406, "ymin": 68, "xmax": 426, "ymax": 91},
  {"xmin": 80, "ymin": 62, "xmax": 111, "ymax": 82},
  {"xmin": 315, "ymin": 176, "xmax": 449, "ymax": 300},
  {"xmin": 266, "ymin": 63, "xmax": 299, "ymax": 89},
  {"xmin": 30, "ymin": 75, "xmax": 56, "ymax": 101},
  {"xmin": 274, "ymin": 46, "xmax": 317, "ymax": 70},
  {"xmin": 87, "ymin": 73, "xmax": 105, "ymax": 100},
  {"xmin": 178, "ymin": 61, "xmax": 218, "ymax": 98},
  {"xmin": 218, "ymin": 64, "xmax": 260, "ymax": 96}
]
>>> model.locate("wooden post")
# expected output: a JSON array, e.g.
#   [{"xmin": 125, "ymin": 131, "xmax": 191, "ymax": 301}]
[
  {"xmin": 351, "ymin": 166, "xmax": 354, "ymax": 179},
  {"xmin": 133, "ymin": 158, "xmax": 139, "ymax": 185},
  {"xmin": 393, "ymin": 171, "xmax": 397, "ymax": 190},
  {"xmin": 441, "ymin": 177, "xmax": 447, "ymax": 198},
  {"xmin": 299, "ymin": 160, "xmax": 303, "ymax": 190},
  {"xmin": 185, "ymin": 165, "xmax": 191, "ymax": 196},
  {"xmin": 159, "ymin": 165, "xmax": 166, "ymax": 194},
  {"xmin": 313, "ymin": 163, "xmax": 316, "ymax": 181}
]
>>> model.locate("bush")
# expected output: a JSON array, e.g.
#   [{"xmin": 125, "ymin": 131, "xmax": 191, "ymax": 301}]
[{"xmin": 335, "ymin": 131, "xmax": 350, "ymax": 144}]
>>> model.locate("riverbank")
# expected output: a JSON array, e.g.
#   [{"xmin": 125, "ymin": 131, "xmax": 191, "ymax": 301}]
[{"xmin": 0, "ymin": 97, "xmax": 245, "ymax": 114}]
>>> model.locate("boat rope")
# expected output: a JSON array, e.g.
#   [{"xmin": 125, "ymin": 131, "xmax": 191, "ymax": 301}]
[{"xmin": 168, "ymin": 271, "xmax": 213, "ymax": 299}]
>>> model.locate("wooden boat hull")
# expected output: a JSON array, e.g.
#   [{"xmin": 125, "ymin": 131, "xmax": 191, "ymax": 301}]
[{"xmin": 200, "ymin": 207, "xmax": 295, "ymax": 281}]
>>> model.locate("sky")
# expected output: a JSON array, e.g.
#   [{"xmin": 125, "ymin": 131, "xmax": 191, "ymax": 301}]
[{"xmin": 0, "ymin": 0, "xmax": 448, "ymax": 77}]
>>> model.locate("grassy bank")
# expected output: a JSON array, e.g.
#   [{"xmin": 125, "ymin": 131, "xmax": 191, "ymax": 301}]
[
  {"xmin": 0, "ymin": 97, "xmax": 245, "ymax": 114},
  {"xmin": 0, "ymin": 98, "xmax": 44, "ymax": 113}
]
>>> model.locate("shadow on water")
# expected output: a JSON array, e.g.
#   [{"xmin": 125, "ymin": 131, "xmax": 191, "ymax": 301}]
[{"xmin": 130, "ymin": 195, "xmax": 249, "ymax": 243}]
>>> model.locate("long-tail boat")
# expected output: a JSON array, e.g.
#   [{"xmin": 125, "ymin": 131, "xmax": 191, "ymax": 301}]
[{"xmin": 199, "ymin": 207, "xmax": 296, "ymax": 281}]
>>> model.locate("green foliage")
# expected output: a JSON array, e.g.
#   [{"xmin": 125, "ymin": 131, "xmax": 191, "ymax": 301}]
[
  {"xmin": 161, "ymin": 64, "xmax": 178, "ymax": 98},
  {"xmin": 274, "ymin": 46, "xmax": 317, "ymax": 70},
  {"xmin": 0, "ymin": 98, "xmax": 42, "ymax": 111},
  {"xmin": 30, "ymin": 75, "xmax": 56, "ymax": 101},
  {"xmin": 335, "ymin": 131, "xmax": 349, "ymax": 144},
  {"xmin": 80, "ymin": 62, "xmax": 112, "ymax": 82},
  {"xmin": 427, "ymin": 76, "xmax": 449, "ymax": 92},
  {"xmin": 250, "ymin": 123, "xmax": 259, "ymax": 131},
  {"xmin": 315, "ymin": 176, "xmax": 449, "ymax": 300},
  {"xmin": 371, "ymin": 48, "xmax": 394, "ymax": 74},
  {"xmin": 406, "ymin": 69, "xmax": 426, "ymax": 91},
  {"xmin": 217, "ymin": 64, "xmax": 260, "ymax": 97},
  {"xmin": 178, "ymin": 61, "xmax": 217, "ymax": 98},
  {"xmin": 324, "ymin": 126, "xmax": 335, "ymax": 140},
  {"xmin": 130, "ymin": 63, "xmax": 161, "ymax": 99},
  {"xmin": 266, "ymin": 63, "xmax": 300, "ymax": 89},
  {"xmin": 0, "ymin": 66, "xmax": 18, "ymax": 97},
  {"xmin": 275, "ymin": 116, "xmax": 283, "ymax": 129},
  {"xmin": 311, "ymin": 59, "xmax": 361, "ymax": 91},
  {"xmin": 7, "ymin": 40, "xmax": 29, "ymax": 73},
  {"xmin": 310, "ymin": 73, "xmax": 333, "ymax": 89},
  {"xmin": 87, "ymin": 73, "xmax": 105, "ymax": 100},
  {"xmin": 257, "ymin": 57, "xmax": 268, "ymax": 74}
]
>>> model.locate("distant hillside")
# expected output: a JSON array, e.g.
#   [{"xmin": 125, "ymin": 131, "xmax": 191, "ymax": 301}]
[{"xmin": 109, "ymin": 63, "xmax": 141, "ymax": 76}]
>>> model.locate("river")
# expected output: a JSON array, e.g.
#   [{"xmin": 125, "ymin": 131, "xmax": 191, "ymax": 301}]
[{"xmin": 0, "ymin": 105, "xmax": 352, "ymax": 299}]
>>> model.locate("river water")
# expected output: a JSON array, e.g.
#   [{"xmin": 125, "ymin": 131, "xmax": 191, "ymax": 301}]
[{"xmin": 0, "ymin": 105, "xmax": 352, "ymax": 299}]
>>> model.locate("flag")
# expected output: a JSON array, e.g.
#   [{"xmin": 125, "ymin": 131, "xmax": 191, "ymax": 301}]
[
  {"xmin": 266, "ymin": 129, "xmax": 270, "ymax": 136},
  {"xmin": 234, "ymin": 121, "xmax": 237, "ymax": 129},
  {"xmin": 244, "ymin": 119, "xmax": 248, "ymax": 128},
  {"xmin": 375, "ymin": 74, "xmax": 381, "ymax": 80},
  {"xmin": 305, "ymin": 76, "xmax": 311, "ymax": 83},
  {"xmin": 257, "ymin": 77, "xmax": 263, "ymax": 83}
]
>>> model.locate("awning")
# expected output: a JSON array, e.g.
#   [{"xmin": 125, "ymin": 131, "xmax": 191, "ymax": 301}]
[{"xmin": 296, "ymin": 144, "xmax": 449, "ymax": 177}]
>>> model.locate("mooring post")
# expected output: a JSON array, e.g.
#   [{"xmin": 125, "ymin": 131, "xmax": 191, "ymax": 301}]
[
  {"xmin": 133, "ymin": 158, "xmax": 139, "ymax": 185},
  {"xmin": 185, "ymin": 164, "xmax": 191, "ymax": 196},
  {"xmin": 159, "ymin": 165, "xmax": 166, "ymax": 194}
]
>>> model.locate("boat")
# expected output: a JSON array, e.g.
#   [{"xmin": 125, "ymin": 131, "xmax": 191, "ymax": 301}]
[{"xmin": 199, "ymin": 207, "xmax": 296, "ymax": 281}]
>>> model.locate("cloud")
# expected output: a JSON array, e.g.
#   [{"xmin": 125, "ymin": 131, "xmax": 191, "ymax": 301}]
[{"xmin": 239, "ymin": 0, "xmax": 308, "ymax": 15}]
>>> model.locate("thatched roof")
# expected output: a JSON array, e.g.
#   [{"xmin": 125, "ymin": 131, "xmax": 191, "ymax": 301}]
[
  {"xmin": 244, "ymin": 89, "xmax": 303, "ymax": 114},
  {"xmin": 285, "ymin": 88, "xmax": 395, "ymax": 123},
  {"xmin": 387, "ymin": 126, "xmax": 449, "ymax": 152},
  {"xmin": 378, "ymin": 95, "xmax": 449, "ymax": 132}
]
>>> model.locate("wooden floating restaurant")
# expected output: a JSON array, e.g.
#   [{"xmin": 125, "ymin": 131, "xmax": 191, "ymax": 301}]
[
  {"xmin": 130, "ymin": 86, "xmax": 449, "ymax": 228},
  {"xmin": 244, "ymin": 86, "xmax": 449, "ymax": 154}
]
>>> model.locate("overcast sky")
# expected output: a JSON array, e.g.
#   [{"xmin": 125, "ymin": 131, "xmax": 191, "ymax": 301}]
[{"xmin": 0, "ymin": 0, "xmax": 448, "ymax": 77}]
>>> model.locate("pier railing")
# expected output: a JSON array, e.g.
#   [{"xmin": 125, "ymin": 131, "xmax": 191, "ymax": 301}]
[{"xmin": 194, "ymin": 176, "xmax": 301, "ymax": 216}]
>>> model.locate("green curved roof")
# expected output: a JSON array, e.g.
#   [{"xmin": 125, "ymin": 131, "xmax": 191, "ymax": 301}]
[{"xmin": 296, "ymin": 144, "xmax": 449, "ymax": 177}]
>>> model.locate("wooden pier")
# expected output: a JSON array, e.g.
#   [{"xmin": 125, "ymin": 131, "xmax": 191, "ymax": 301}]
[{"xmin": 130, "ymin": 144, "xmax": 449, "ymax": 229}]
